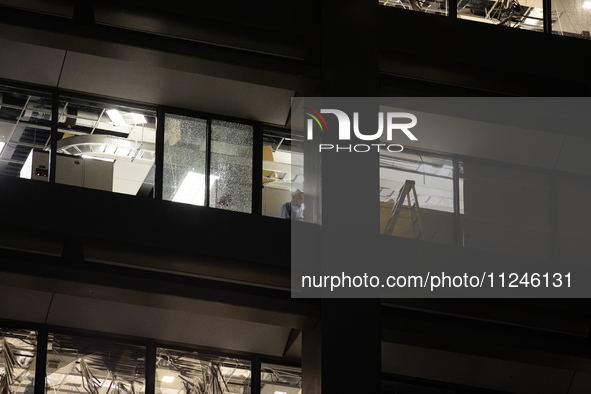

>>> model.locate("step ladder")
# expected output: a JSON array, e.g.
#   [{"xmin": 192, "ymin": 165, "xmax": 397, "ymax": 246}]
[{"xmin": 384, "ymin": 180, "xmax": 425, "ymax": 240}]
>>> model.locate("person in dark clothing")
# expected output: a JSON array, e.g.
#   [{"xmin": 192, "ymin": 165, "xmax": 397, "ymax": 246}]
[{"xmin": 280, "ymin": 189, "xmax": 304, "ymax": 220}]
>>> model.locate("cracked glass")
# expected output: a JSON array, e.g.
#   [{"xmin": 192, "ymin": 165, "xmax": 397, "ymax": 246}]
[
  {"xmin": 163, "ymin": 114, "xmax": 208, "ymax": 206},
  {"xmin": 210, "ymin": 120, "xmax": 253, "ymax": 213}
]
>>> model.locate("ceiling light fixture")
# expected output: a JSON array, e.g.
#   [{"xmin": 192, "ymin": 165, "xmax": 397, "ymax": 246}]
[
  {"xmin": 161, "ymin": 376, "xmax": 175, "ymax": 383},
  {"xmin": 0, "ymin": 141, "xmax": 5, "ymax": 155},
  {"xmin": 106, "ymin": 110, "xmax": 126, "ymax": 126},
  {"xmin": 81, "ymin": 155, "xmax": 115, "ymax": 162},
  {"xmin": 130, "ymin": 113, "xmax": 147, "ymax": 124},
  {"xmin": 583, "ymin": 1, "xmax": 591, "ymax": 8}
]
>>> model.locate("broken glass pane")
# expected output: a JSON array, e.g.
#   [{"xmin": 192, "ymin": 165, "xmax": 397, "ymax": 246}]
[
  {"xmin": 163, "ymin": 114, "xmax": 208, "ymax": 205},
  {"xmin": 210, "ymin": 120, "xmax": 253, "ymax": 213}
]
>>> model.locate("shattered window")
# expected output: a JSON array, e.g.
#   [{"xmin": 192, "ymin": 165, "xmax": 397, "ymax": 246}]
[
  {"xmin": 163, "ymin": 114, "xmax": 208, "ymax": 205},
  {"xmin": 0, "ymin": 327, "xmax": 37, "ymax": 394},
  {"xmin": 552, "ymin": 0, "xmax": 591, "ymax": 39},
  {"xmin": 210, "ymin": 120, "xmax": 253, "ymax": 213},
  {"xmin": 156, "ymin": 348, "xmax": 251, "ymax": 394},
  {"xmin": 45, "ymin": 333, "xmax": 146, "ymax": 394}
]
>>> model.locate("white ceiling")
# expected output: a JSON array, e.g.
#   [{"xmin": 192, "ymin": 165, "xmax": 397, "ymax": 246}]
[{"xmin": 379, "ymin": 102, "xmax": 591, "ymax": 177}]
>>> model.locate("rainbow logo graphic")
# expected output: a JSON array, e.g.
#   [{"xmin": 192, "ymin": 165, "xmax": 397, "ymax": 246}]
[{"xmin": 303, "ymin": 107, "xmax": 329, "ymax": 132}]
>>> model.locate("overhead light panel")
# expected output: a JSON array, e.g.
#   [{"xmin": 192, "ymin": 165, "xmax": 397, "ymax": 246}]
[
  {"xmin": 0, "ymin": 141, "xmax": 5, "ymax": 155},
  {"xmin": 130, "ymin": 113, "xmax": 147, "ymax": 124},
  {"xmin": 82, "ymin": 155, "xmax": 115, "ymax": 162},
  {"xmin": 583, "ymin": 1, "xmax": 591, "ymax": 8},
  {"xmin": 106, "ymin": 110, "xmax": 126, "ymax": 126},
  {"xmin": 161, "ymin": 376, "xmax": 174, "ymax": 383}
]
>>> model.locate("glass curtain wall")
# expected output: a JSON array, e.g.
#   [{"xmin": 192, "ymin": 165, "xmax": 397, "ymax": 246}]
[{"xmin": 3, "ymin": 327, "xmax": 301, "ymax": 394}]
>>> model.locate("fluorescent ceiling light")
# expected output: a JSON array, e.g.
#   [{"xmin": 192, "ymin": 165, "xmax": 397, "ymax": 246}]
[
  {"xmin": 583, "ymin": 1, "xmax": 591, "ymax": 8},
  {"xmin": 82, "ymin": 155, "xmax": 115, "ymax": 162},
  {"xmin": 106, "ymin": 109, "xmax": 126, "ymax": 126},
  {"xmin": 20, "ymin": 149, "xmax": 33, "ymax": 179},
  {"xmin": 130, "ymin": 113, "xmax": 147, "ymax": 124},
  {"xmin": 274, "ymin": 391, "xmax": 287, "ymax": 394},
  {"xmin": 0, "ymin": 141, "xmax": 5, "ymax": 155},
  {"xmin": 161, "ymin": 376, "xmax": 174, "ymax": 383},
  {"xmin": 172, "ymin": 172, "xmax": 219, "ymax": 206}
]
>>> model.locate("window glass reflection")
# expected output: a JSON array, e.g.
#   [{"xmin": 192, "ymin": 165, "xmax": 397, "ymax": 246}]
[
  {"xmin": 156, "ymin": 348, "xmax": 251, "ymax": 394},
  {"xmin": 163, "ymin": 114, "xmax": 208, "ymax": 205},
  {"xmin": 0, "ymin": 85, "xmax": 52, "ymax": 180},
  {"xmin": 46, "ymin": 333, "xmax": 146, "ymax": 394},
  {"xmin": 0, "ymin": 327, "xmax": 37, "ymax": 394}
]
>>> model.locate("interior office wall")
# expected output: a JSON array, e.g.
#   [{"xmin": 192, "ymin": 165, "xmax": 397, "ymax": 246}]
[{"xmin": 263, "ymin": 187, "xmax": 291, "ymax": 218}]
